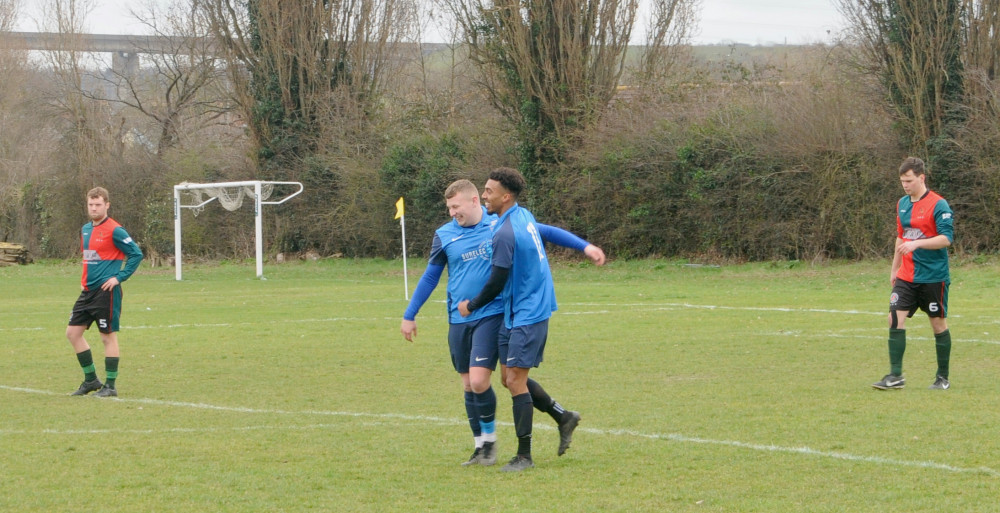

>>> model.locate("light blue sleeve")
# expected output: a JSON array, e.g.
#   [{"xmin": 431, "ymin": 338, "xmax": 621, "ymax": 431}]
[
  {"xmin": 536, "ymin": 223, "xmax": 589, "ymax": 252},
  {"xmin": 403, "ymin": 263, "xmax": 445, "ymax": 321}
]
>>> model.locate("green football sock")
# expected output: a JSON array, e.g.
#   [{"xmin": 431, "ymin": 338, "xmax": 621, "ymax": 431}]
[
  {"xmin": 105, "ymin": 357, "xmax": 119, "ymax": 388},
  {"xmin": 888, "ymin": 328, "xmax": 906, "ymax": 376},
  {"xmin": 76, "ymin": 349, "xmax": 97, "ymax": 382},
  {"xmin": 935, "ymin": 330, "xmax": 951, "ymax": 379}
]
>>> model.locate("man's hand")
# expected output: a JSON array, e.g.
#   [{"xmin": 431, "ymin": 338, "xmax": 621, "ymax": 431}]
[
  {"xmin": 458, "ymin": 300, "xmax": 472, "ymax": 317},
  {"xmin": 584, "ymin": 244, "xmax": 606, "ymax": 266},
  {"xmin": 400, "ymin": 319, "xmax": 417, "ymax": 342},
  {"xmin": 101, "ymin": 277, "xmax": 120, "ymax": 291},
  {"xmin": 895, "ymin": 240, "xmax": 921, "ymax": 256}
]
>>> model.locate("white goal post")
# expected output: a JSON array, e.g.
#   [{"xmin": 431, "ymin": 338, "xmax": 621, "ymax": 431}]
[{"xmin": 173, "ymin": 180, "xmax": 304, "ymax": 280}]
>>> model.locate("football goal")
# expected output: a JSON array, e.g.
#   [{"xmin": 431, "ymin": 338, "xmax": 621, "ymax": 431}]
[{"xmin": 173, "ymin": 180, "xmax": 304, "ymax": 280}]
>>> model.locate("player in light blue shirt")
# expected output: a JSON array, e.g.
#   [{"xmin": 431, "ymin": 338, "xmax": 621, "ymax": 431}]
[
  {"xmin": 401, "ymin": 179, "xmax": 604, "ymax": 466},
  {"xmin": 459, "ymin": 167, "xmax": 605, "ymax": 472}
]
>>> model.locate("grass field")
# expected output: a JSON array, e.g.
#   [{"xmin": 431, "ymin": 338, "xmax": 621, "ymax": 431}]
[{"xmin": 2, "ymin": 257, "xmax": 999, "ymax": 512}]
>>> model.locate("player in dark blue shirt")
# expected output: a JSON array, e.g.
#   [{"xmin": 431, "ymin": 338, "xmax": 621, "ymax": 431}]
[
  {"xmin": 402, "ymin": 180, "xmax": 604, "ymax": 466},
  {"xmin": 459, "ymin": 167, "xmax": 605, "ymax": 471}
]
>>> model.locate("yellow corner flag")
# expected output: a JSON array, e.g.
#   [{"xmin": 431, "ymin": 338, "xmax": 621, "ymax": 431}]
[{"xmin": 394, "ymin": 197, "xmax": 405, "ymax": 220}]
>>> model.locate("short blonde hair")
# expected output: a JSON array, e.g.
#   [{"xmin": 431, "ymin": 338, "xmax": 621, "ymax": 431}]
[{"xmin": 445, "ymin": 179, "xmax": 478, "ymax": 200}]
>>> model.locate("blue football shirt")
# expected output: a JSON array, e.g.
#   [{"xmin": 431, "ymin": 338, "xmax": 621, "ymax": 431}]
[
  {"xmin": 431, "ymin": 207, "xmax": 504, "ymax": 323},
  {"xmin": 490, "ymin": 204, "xmax": 557, "ymax": 328}
]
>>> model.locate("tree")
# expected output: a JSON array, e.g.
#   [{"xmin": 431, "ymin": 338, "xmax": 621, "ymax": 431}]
[
  {"xmin": 838, "ymin": 0, "xmax": 965, "ymax": 187},
  {"xmin": 0, "ymin": 0, "xmax": 28, "ymax": 243},
  {"xmin": 636, "ymin": 0, "xmax": 699, "ymax": 84},
  {"xmin": 0, "ymin": 0, "xmax": 17, "ymax": 31},
  {"xmin": 38, "ymin": 0, "xmax": 107, "ymax": 191},
  {"xmin": 964, "ymin": 0, "xmax": 1000, "ymax": 80},
  {"xmin": 201, "ymin": 0, "xmax": 416, "ymax": 173},
  {"xmin": 961, "ymin": 0, "xmax": 1000, "ymax": 127},
  {"xmin": 84, "ymin": 0, "xmax": 233, "ymax": 157},
  {"xmin": 443, "ymin": 0, "xmax": 639, "ymax": 186}
]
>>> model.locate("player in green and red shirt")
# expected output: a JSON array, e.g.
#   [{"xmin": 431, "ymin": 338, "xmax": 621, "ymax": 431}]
[
  {"xmin": 872, "ymin": 157, "xmax": 954, "ymax": 391},
  {"xmin": 67, "ymin": 187, "xmax": 143, "ymax": 397}
]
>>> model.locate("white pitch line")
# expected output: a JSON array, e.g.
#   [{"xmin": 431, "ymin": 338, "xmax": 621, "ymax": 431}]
[
  {"xmin": 764, "ymin": 331, "xmax": 1000, "ymax": 345},
  {"xmin": 0, "ymin": 302, "xmax": 892, "ymax": 333},
  {"xmin": 1, "ymin": 422, "xmax": 405, "ymax": 436},
  {"xmin": 2, "ymin": 384, "xmax": 996, "ymax": 478},
  {"xmin": 0, "ymin": 302, "xmax": 933, "ymax": 333},
  {"xmin": 0, "ymin": 317, "xmax": 397, "ymax": 333},
  {"xmin": 129, "ymin": 316, "xmax": 388, "ymax": 330},
  {"xmin": 561, "ymin": 302, "xmax": 888, "ymax": 316},
  {"xmin": 596, "ymin": 428, "xmax": 1000, "ymax": 477}
]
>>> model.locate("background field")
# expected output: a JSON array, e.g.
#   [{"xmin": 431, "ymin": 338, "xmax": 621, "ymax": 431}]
[{"xmin": 2, "ymin": 258, "xmax": 999, "ymax": 512}]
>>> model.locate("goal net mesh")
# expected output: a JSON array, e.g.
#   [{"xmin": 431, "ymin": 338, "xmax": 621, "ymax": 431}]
[{"xmin": 182, "ymin": 183, "xmax": 274, "ymax": 215}]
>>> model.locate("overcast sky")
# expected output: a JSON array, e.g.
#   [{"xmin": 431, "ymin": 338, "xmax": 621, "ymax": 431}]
[
  {"xmin": 17, "ymin": 0, "xmax": 847, "ymax": 46},
  {"xmin": 696, "ymin": 0, "xmax": 844, "ymax": 45}
]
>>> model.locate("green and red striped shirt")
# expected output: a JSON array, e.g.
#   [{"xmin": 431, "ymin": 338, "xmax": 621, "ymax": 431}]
[
  {"xmin": 80, "ymin": 217, "xmax": 143, "ymax": 290},
  {"xmin": 896, "ymin": 190, "xmax": 953, "ymax": 284}
]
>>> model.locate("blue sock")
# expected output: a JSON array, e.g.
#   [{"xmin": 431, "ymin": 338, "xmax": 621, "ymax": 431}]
[{"xmin": 474, "ymin": 387, "xmax": 497, "ymax": 437}]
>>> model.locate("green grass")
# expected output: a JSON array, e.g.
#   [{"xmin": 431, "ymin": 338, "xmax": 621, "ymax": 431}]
[{"xmin": 2, "ymin": 257, "xmax": 999, "ymax": 512}]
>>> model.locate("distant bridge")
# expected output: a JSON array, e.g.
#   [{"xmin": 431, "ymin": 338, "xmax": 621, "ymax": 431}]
[{"xmin": 0, "ymin": 31, "xmax": 215, "ymax": 75}]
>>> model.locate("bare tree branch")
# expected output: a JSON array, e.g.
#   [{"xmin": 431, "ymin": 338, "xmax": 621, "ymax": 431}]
[{"xmin": 442, "ymin": 0, "xmax": 641, "ymax": 171}]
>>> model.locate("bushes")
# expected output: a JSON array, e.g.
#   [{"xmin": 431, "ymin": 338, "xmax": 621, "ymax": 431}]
[
  {"xmin": 10, "ymin": 44, "xmax": 1000, "ymax": 263},
  {"xmin": 553, "ymin": 51, "xmax": 905, "ymax": 262},
  {"xmin": 379, "ymin": 132, "xmax": 471, "ymax": 255}
]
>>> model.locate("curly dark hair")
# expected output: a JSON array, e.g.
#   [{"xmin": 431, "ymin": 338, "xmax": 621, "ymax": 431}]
[{"xmin": 488, "ymin": 167, "xmax": 525, "ymax": 199}]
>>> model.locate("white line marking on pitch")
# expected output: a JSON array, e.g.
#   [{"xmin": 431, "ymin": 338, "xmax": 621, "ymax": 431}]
[
  {"xmin": 561, "ymin": 302, "xmax": 888, "ymax": 316},
  {"xmin": 0, "ymin": 317, "xmax": 399, "ymax": 332},
  {"xmin": 2, "ymin": 385, "xmax": 996, "ymax": 477},
  {"xmin": 596, "ymin": 428, "xmax": 1000, "ymax": 477},
  {"xmin": 0, "ymin": 302, "xmax": 891, "ymax": 333},
  {"xmin": 763, "ymin": 331, "xmax": 1000, "ymax": 345},
  {"xmin": 1, "ymin": 422, "xmax": 418, "ymax": 435}
]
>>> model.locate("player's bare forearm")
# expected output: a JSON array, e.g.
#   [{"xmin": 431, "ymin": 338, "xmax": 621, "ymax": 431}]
[
  {"xmin": 890, "ymin": 238, "xmax": 903, "ymax": 285},
  {"xmin": 915, "ymin": 234, "xmax": 952, "ymax": 251},
  {"xmin": 896, "ymin": 235, "xmax": 951, "ymax": 255}
]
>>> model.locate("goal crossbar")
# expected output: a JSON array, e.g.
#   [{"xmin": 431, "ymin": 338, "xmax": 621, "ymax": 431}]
[{"xmin": 173, "ymin": 180, "xmax": 304, "ymax": 280}]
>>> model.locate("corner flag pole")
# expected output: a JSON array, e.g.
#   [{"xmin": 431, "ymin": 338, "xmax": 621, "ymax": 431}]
[{"xmin": 395, "ymin": 197, "xmax": 409, "ymax": 300}]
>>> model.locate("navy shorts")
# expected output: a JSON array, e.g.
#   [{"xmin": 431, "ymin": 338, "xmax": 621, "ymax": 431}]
[
  {"xmin": 890, "ymin": 279, "xmax": 948, "ymax": 318},
  {"xmin": 447, "ymin": 314, "xmax": 502, "ymax": 374},
  {"xmin": 69, "ymin": 286, "xmax": 123, "ymax": 333},
  {"xmin": 498, "ymin": 319, "xmax": 548, "ymax": 369}
]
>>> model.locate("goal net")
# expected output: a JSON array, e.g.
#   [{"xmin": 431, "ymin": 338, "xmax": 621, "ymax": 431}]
[{"xmin": 173, "ymin": 180, "xmax": 304, "ymax": 280}]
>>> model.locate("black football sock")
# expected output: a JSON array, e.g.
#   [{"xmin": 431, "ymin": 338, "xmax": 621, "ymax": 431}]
[
  {"xmin": 935, "ymin": 329, "xmax": 951, "ymax": 379},
  {"xmin": 512, "ymin": 392, "xmax": 533, "ymax": 457},
  {"xmin": 888, "ymin": 329, "xmax": 906, "ymax": 376},
  {"xmin": 474, "ymin": 387, "xmax": 497, "ymax": 437},
  {"xmin": 76, "ymin": 349, "xmax": 97, "ymax": 382},
  {"xmin": 465, "ymin": 391, "xmax": 481, "ymax": 439},
  {"xmin": 105, "ymin": 357, "xmax": 119, "ymax": 388},
  {"xmin": 527, "ymin": 378, "xmax": 568, "ymax": 424}
]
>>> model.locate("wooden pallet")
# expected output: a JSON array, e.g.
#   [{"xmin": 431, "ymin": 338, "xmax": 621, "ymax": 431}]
[{"xmin": 0, "ymin": 242, "xmax": 32, "ymax": 266}]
